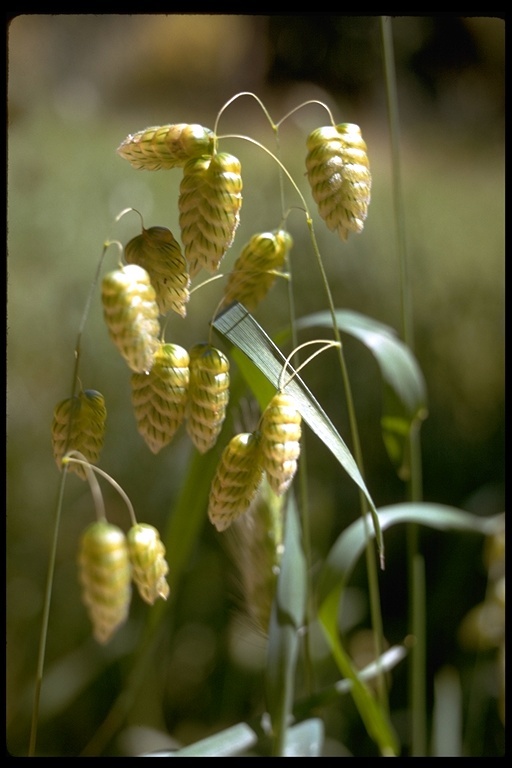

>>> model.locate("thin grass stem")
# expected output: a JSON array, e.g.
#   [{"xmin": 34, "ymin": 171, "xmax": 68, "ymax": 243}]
[
  {"xmin": 305, "ymin": 215, "xmax": 388, "ymax": 708},
  {"xmin": 381, "ymin": 15, "xmax": 426, "ymax": 754}
]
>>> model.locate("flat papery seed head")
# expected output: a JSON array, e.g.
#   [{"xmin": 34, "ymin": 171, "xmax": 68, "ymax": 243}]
[
  {"xmin": 127, "ymin": 523, "xmax": 170, "ymax": 604},
  {"xmin": 179, "ymin": 152, "xmax": 243, "ymax": 277},
  {"xmin": 101, "ymin": 263, "xmax": 161, "ymax": 373},
  {"xmin": 208, "ymin": 432, "xmax": 264, "ymax": 532},
  {"xmin": 221, "ymin": 228, "xmax": 293, "ymax": 311},
  {"xmin": 116, "ymin": 123, "xmax": 215, "ymax": 170},
  {"xmin": 186, "ymin": 343, "xmax": 230, "ymax": 453},
  {"xmin": 305, "ymin": 123, "xmax": 371, "ymax": 241},
  {"xmin": 131, "ymin": 342, "xmax": 190, "ymax": 454},
  {"xmin": 124, "ymin": 226, "xmax": 190, "ymax": 317},
  {"xmin": 78, "ymin": 521, "xmax": 132, "ymax": 644},
  {"xmin": 260, "ymin": 393, "xmax": 302, "ymax": 496},
  {"xmin": 51, "ymin": 389, "xmax": 107, "ymax": 479}
]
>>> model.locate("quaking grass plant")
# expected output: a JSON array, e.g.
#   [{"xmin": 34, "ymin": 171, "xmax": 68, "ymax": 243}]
[{"xmin": 30, "ymin": 24, "xmax": 504, "ymax": 758}]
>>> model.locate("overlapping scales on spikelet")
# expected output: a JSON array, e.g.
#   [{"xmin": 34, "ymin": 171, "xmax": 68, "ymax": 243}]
[
  {"xmin": 208, "ymin": 432, "xmax": 264, "ymax": 532},
  {"xmin": 52, "ymin": 390, "xmax": 107, "ymax": 479},
  {"xmin": 78, "ymin": 521, "xmax": 132, "ymax": 644},
  {"xmin": 101, "ymin": 264, "xmax": 160, "ymax": 374},
  {"xmin": 131, "ymin": 343, "xmax": 190, "ymax": 454},
  {"xmin": 306, "ymin": 123, "xmax": 371, "ymax": 241},
  {"xmin": 124, "ymin": 226, "xmax": 190, "ymax": 317},
  {"xmin": 221, "ymin": 229, "xmax": 293, "ymax": 311},
  {"xmin": 179, "ymin": 152, "xmax": 242, "ymax": 277},
  {"xmin": 117, "ymin": 123, "xmax": 214, "ymax": 170},
  {"xmin": 186, "ymin": 343, "xmax": 230, "ymax": 453}
]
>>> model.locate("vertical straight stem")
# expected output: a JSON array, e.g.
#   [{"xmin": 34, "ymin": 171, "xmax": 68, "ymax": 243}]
[{"xmin": 381, "ymin": 16, "xmax": 426, "ymax": 755}]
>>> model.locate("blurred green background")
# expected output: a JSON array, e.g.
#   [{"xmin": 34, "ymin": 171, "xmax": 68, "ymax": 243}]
[{"xmin": 7, "ymin": 15, "xmax": 504, "ymax": 756}]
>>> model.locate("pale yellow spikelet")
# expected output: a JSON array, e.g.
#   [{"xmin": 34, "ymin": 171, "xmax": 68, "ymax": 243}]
[
  {"xmin": 179, "ymin": 152, "xmax": 243, "ymax": 277},
  {"xmin": 260, "ymin": 392, "xmax": 302, "ymax": 496},
  {"xmin": 221, "ymin": 229, "xmax": 293, "ymax": 312},
  {"xmin": 101, "ymin": 264, "xmax": 160, "ymax": 373},
  {"xmin": 131, "ymin": 343, "xmax": 190, "ymax": 454},
  {"xmin": 124, "ymin": 226, "xmax": 190, "ymax": 317},
  {"xmin": 52, "ymin": 389, "xmax": 107, "ymax": 479},
  {"xmin": 186, "ymin": 343, "xmax": 230, "ymax": 453},
  {"xmin": 127, "ymin": 523, "xmax": 170, "ymax": 605},
  {"xmin": 306, "ymin": 123, "xmax": 371, "ymax": 241},
  {"xmin": 208, "ymin": 432, "xmax": 264, "ymax": 532},
  {"xmin": 117, "ymin": 123, "xmax": 215, "ymax": 170},
  {"xmin": 78, "ymin": 521, "xmax": 132, "ymax": 644}
]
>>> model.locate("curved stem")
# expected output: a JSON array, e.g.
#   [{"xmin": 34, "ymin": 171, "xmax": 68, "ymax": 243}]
[
  {"xmin": 275, "ymin": 99, "xmax": 335, "ymax": 129},
  {"xmin": 63, "ymin": 454, "xmax": 137, "ymax": 527},
  {"xmin": 216, "ymin": 134, "xmax": 310, "ymax": 215},
  {"xmin": 279, "ymin": 339, "xmax": 341, "ymax": 392}
]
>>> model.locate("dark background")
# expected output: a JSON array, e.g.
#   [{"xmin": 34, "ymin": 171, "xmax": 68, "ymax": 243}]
[{"xmin": 7, "ymin": 15, "xmax": 504, "ymax": 756}]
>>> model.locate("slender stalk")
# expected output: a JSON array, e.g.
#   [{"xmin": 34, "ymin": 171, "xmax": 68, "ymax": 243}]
[
  {"xmin": 273, "ymin": 123, "xmax": 315, "ymax": 700},
  {"xmin": 306, "ymin": 215, "xmax": 388, "ymax": 708},
  {"xmin": 28, "ymin": 471, "xmax": 67, "ymax": 756},
  {"xmin": 29, "ymin": 241, "xmax": 113, "ymax": 756},
  {"xmin": 381, "ymin": 15, "xmax": 426, "ymax": 755}
]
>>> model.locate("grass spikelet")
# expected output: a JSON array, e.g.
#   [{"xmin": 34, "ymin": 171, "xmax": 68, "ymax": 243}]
[
  {"xmin": 78, "ymin": 521, "xmax": 132, "ymax": 644},
  {"xmin": 127, "ymin": 523, "xmax": 170, "ymax": 605},
  {"xmin": 179, "ymin": 152, "xmax": 243, "ymax": 277},
  {"xmin": 124, "ymin": 226, "xmax": 190, "ymax": 317},
  {"xmin": 260, "ymin": 392, "xmax": 302, "ymax": 496},
  {"xmin": 116, "ymin": 123, "xmax": 215, "ymax": 170},
  {"xmin": 208, "ymin": 432, "xmax": 264, "ymax": 532},
  {"xmin": 131, "ymin": 342, "xmax": 190, "ymax": 454},
  {"xmin": 305, "ymin": 123, "xmax": 371, "ymax": 241},
  {"xmin": 51, "ymin": 390, "xmax": 107, "ymax": 480},
  {"xmin": 221, "ymin": 229, "xmax": 293, "ymax": 311},
  {"xmin": 101, "ymin": 263, "xmax": 160, "ymax": 373},
  {"xmin": 186, "ymin": 343, "xmax": 230, "ymax": 453}
]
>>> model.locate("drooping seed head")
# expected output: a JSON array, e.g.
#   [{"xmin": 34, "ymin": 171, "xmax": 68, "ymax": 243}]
[
  {"xmin": 131, "ymin": 342, "xmax": 190, "ymax": 454},
  {"xmin": 78, "ymin": 521, "xmax": 132, "ymax": 644},
  {"xmin": 260, "ymin": 392, "xmax": 302, "ymax": 496},
  {"xmin": 306, "ymin": 123, "xmax": 371, "ymax": 241},
  {"xmin": 127, "ymin": 523, "xmax": 170, "ymax": 605},
  {"xmin": 52, "ymin": 389, "xmax": 107, "ymax": 479},
  {"xmin": 117, "ymin": 123, "xmax": 215, "ymax": 170},
  {"xmin": 101, "ymin": 264, "xmax": 160, "ymax": 373},
  {"xmin": 179, "ymin": 152, "xmax": 243, "ymax": 277},
  {"xmin": 221, "ymin": 229, "xmax": 293, "ymax": 311},
  {"xmin": 186, "ymin": 343, "xmax": 230, "ymax": 453},
  {"xmin": 124, "ymin": 226, "xmax": 190, "ymax": 317},
  {"xmin": 208, "ymin": 432, "xmax": 264, "ymax": 532}
]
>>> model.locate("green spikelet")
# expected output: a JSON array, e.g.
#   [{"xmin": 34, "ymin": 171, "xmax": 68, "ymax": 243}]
[
  {"xmin": 124, "ymin": 226, "xmax": 190, "ymax": 317},
  {"xmin": 127, "ymin": 523, "xmax": 170, "ymax": 605},
  {"xmin": 78, "ymin": 521, "xmax": 132, "ymax": 644},
  {"xmin": 52, "ymin": 390, "xmax": 107, "ymax": 479},
  {"xmin": 101, "ymin": 264, "xmax": 160, "ymax": 373},
  {"xmin": 116, "ymin": 123, "xmax": 215, "ymax": 170},
  {"xmin": 179, "ymin": 152, "xmax": 243, "ymax": 277},
  {"xmin": 208, "ymin": 432, "xmax": 264, "ymax": 532},
  {"xmin": 305, "ymin": 123, "xmax": 371, "ymax": 241},
  {"xmin": 131, "ymin": 342, "xmax": 190, "ymax": 454},
  {"xmin": 221, "ymin": 229, "xmax": 293, "ymax": 312},
  {"xmin": 260, "ymin": 392, "xmax": 302, "ymax": 496},
  {"xmin": 186, "ymin": 343, "xmax": 230, "ymax": 453}
]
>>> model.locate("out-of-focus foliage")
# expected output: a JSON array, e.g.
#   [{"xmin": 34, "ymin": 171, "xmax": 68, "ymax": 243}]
[{"xmin": 7, "ymin": 15, "xmax": 504, "ymax": 757}]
